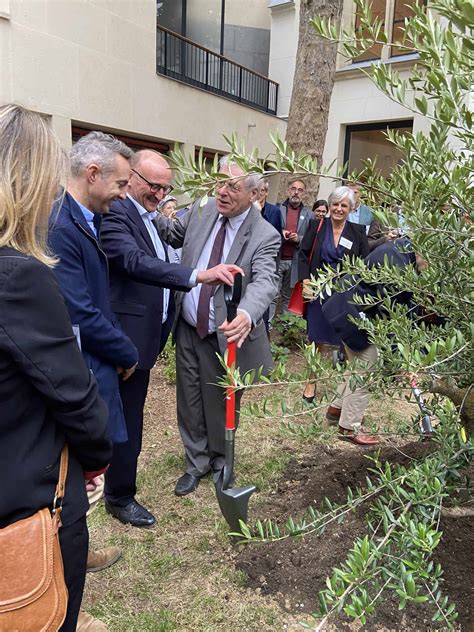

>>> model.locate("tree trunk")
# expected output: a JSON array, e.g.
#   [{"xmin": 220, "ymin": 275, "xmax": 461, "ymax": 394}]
[
  {"xmin": 277, "ymin": 0, "xmax": 344, "ymax": 203},
  {"xmin": 429, "ymin": 377, "xmax": 474, "ymax": 436}
]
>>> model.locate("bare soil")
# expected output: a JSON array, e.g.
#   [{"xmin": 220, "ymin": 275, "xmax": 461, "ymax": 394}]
[
  {"xmin": 236, "ymin": 441, "xmax": 474, "ymax": 631},
  {"xmin": 84, "ymin": 342, "xmax": 473, "ymax": 631}
]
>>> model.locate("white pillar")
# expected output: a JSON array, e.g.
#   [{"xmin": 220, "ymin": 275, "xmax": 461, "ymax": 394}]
[{"xmin": 50, "ymin": 115, "xmax": 72, "ymax": 150}]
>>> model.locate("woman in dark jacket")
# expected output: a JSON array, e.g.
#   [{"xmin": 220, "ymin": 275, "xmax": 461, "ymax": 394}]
[
  {"xmin": 0, "ymin": 104, "xmax": 112, "ymax": 631},
  {"xmin": 298, "ymin": 186, "xmax": 369, "ymax": 402}
]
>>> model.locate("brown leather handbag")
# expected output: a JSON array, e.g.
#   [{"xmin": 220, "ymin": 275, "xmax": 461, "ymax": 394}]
[{"xmin": 0, "ymin": 446, "xmax": 69, "ymax": 631}]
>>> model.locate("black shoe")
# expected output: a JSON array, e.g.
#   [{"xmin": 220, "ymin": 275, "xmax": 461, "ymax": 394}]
[
  {"xmin": 174, "ymin": 473, "xmax": 201, "ymax": 497},
  {"xmin": 105, "ymin": 500, "xmax": 156, "ymax": 528},
  {"xmin": 302, "ymin": 394, "xmax": 315, "ymax": 405}
]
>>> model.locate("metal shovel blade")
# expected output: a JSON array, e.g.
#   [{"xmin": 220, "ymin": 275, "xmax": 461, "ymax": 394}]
[{"xmin": 214, "ymin": 468, "xmax": 256, "ymax": 535}]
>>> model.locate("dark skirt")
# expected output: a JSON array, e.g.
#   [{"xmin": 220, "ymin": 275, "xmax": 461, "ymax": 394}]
[{"xmin": 306, "ymin": 295, "xmax": 341, "ymax": 345}]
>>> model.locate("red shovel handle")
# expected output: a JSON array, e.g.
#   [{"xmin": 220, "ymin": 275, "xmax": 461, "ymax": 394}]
[
  {"xmin": 225, "ymin": 340, "xmax": 237, "ymax": 431},
  {"xmin": 224, "ymin": 273, "xmax": 241, "ymax": 432}
]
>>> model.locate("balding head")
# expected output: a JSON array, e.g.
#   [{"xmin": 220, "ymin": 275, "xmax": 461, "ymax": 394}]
[{"xmin": 129, "ymin": 150, "xmax": 173, "ymax": 212}]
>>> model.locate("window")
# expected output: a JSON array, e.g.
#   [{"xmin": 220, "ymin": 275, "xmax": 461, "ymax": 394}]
[
  {"xmin": 352, "ymin": 0, "xmax": 424, "ymax": 63},
  {"xmin": 343, "ymin": 121, "xmax": 413, "ymax": 179},
  {"xmin": 353, "ymin": 0, "xmax": 385, "ymax": 62},
  {"xmin": 158, "ymin": 0, "xmax": 224, "ymax": 54},
  {"xmin": 72, "ymin": 127, "xmax": 170, "ymax": 154},
  {"xmin": 156, "ymin": 2, "xmax": 183, "ymax": 36},
  {"xmin": 390, "ymin": 0, "xmax": 423, "ymax": 57}
]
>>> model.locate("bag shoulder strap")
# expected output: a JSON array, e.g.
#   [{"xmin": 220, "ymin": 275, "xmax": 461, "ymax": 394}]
[
  {"xmin": 52, "ymin": 445, "xmax": 68, "ymax": 527},
  {"xmin": 308, "ymin": 217, "xmax": 325, "ymax": 265}
]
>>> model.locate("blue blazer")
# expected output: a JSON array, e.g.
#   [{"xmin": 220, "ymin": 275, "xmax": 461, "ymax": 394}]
[
  {"xmin": 100, "ymin": 197, "xmax": 194, "ymax": 370},
  {"xmin": 48, "ymin": 193, "xmax": 138, "ymax": 443},
  {"xmin": 262, "ymin": 202, "xmax": 283, "ymax": 235}
]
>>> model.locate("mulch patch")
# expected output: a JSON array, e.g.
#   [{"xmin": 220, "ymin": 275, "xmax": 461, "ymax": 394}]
[{"xmin": 236, "ymin": 440, "xmax": 473, "ymax": 630}]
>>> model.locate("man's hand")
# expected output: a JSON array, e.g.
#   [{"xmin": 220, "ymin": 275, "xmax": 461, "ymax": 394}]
[
  {"xmin": 85, "ymin": 475, "xmax": 102, "ymax": 492},
  {"xmin": 197, "ymin": 263, "xmax": 244, "ymax": 286},
  {"xmin": 288, "ymin": 231, "xmax": 299, "ymax": 243},
  {"xmin": 117, "ymin": 362, "xmax": 137, "ymax": 381},
  {"xmin": 219, "ymin": 311, "xmax": 252, "ymax": 348}
]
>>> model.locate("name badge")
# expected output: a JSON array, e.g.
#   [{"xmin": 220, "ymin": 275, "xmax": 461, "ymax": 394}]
[
  {"xmin": 339, "ymin": 236, "xmax": 353, "ymax": 250},
  {"xmin": 300, "ymin": 215, "xmax": 305, "ymax": 221}
]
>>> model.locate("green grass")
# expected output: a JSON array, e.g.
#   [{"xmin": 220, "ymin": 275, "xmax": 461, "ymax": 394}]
[
  {"xmin": 83, "ymin": 362, "xmax": 309, "ymax": 631},
  {"xmin": 238, "ymin": 451, "xmax": 293, "ymax": 492},
  {"xmin": 148, "ymin": 553, "xmax": 185, "ymax": 582},
  {"xmin": 90, "ymin": 596, "xmax": 177, "ymax": 632}
]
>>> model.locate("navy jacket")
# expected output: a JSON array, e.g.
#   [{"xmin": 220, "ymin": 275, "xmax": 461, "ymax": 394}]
[
  {"xmin": 100, "ymin": 197, "xmax": 194, "ymax": 370},
  {"xmin": 0, "ymin": 247, "xmax": 112, "ymax": 528},
  {"xmin": 298, "ymin": 218, "xmax": 368, "ymax": 280},
  {"xmin": 261, "ymin": 202, "xmax": 283, "ymax": 235},
  {"xmin": 48, "ymin": 193, "xmax": 138, "ymax": 443},
  {"xmin": 322, "ymin": 239, "xmax": 416, "ymax": 351}
]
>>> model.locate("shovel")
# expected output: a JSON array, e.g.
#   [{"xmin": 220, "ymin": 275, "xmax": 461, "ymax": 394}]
[{"xmin": 214, "ymin": 272, "xmax": 256, "ymax": 534}]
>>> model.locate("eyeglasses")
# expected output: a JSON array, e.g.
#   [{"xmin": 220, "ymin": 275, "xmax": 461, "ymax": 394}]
[
  {"xmin": 289, "ymin": 186, "xmax": 305, "ymax": 194},
  {"xmin": 215, "ymin": 179, "xmax": 243, "ymax": 193},
  {"xmin": 131, "ymin": 169, "xmax": 173, "ymax": 195}
]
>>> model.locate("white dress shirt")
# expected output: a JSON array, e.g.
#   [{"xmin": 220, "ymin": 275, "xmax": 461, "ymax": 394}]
[
  {"xmin": 181, "ymin": 208, "xmax": 250, "ymax": 333},
  {"xmin": 129, "ymin": 195, "xmax": 170, "ymax": 324}
]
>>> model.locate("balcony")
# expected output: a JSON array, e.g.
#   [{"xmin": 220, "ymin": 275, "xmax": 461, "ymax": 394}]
[{"xmin": 156, "ymin": 25, "xmax": 279, "ymax": 115}]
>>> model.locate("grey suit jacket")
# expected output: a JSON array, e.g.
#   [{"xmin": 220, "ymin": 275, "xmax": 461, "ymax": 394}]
[
  {"xmin": 155, "ymin": 199, "xmax": 280, "ymax": 376},
  {"xmin": 279, "ymin": 202, "xmax": 312, "ymax": 287}
]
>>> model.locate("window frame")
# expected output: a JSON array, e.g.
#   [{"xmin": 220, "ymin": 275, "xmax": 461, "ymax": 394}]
[
  {"xmin": 349, "ymin": 0, "xmax": 424, "ymax": 65},
  {"xmin": 71, "ymin": 127, "xmax": 170, "ymax": 154},
  {"xmin": 342, "ymin": 119, "xmax": 414, "ymax": 179}
]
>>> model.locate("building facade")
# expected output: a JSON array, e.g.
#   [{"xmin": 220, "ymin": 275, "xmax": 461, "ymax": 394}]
[
  {"xmin": 268, "ymin": 0, "xmax": 429, "ymax": 200},
  {"xmin": 0, "ymin": 0, "xmax": 285, "ymax": 197},
  {"xmin": 0, "ymin": 0, "xmax": 434, "ymax": 203}
]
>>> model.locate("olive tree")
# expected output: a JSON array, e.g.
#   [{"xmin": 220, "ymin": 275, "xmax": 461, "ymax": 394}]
[{"xmin": 170, "ymin": 0, "xmax": 472, "ymax": 625}]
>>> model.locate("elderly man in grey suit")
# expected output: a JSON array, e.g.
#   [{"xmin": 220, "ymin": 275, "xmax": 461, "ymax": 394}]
[{"xmin": 156, "ymin": 158, "xmax": 280, "ymax": 496}]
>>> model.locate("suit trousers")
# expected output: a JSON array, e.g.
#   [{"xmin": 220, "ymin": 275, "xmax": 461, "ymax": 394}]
[
  {"xmin": 105, "ymin": 369, "xmax": 150, "ymax": 506},
  {"xmin": 269, "ymin": 258, "xmax": 292, "ymax": 321},
  {"xmin": 176, "ymin": 318, "xmax": 243, "ymax": 476},
  {"xmin": 58, "ymin": 515, "xmax": 89, "ymax": 632},
  {"xmin": 332, "ymin": 344, "xmax": 378, "ymax": 430}
]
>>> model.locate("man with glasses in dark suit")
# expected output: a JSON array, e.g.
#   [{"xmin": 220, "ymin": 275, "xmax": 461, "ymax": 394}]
[{"xmin": 100, "ymin": 150, "xmax": 240, "ymax": 526}]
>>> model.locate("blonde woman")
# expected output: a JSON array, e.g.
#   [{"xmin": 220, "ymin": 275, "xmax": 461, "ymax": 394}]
[{"xmin": 0, "ymin": 104, "xmax": 112, "ymax": 631}]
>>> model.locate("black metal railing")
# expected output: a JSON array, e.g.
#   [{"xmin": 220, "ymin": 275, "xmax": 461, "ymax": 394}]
[{"xmin": 156, "ymin": 25, "xmax": 278, "ymax": 115}]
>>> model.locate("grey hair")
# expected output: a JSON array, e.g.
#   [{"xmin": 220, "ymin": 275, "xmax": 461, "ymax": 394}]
[
  {"xmin": 219, "ymin": 155, "xmax": 260, "ymax": 191},
  {"xmin": 70, "ymin": 131, "xmax": 133, "ymax": 177},
  {"xmin": 328, "ymin": 186, "xmax": 356, "ymax": 211}
]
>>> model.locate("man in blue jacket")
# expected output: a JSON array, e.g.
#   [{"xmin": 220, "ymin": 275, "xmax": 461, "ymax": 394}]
[
  {"xmin": 257, "ymin": 178, "xmax": 283, "ymax": 234},
  {"xmin": 48, "ymin": 132, "xmax": 139, "ymax": 627}
]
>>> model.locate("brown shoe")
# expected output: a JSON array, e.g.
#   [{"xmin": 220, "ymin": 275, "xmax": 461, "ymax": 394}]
[
  {"xmin": 76, "ymin": 610, "xmax": 108, "ymax": 631},
  {"xmin": 326, "ymin": 405, "xmax": 341, "ymax": 424},
  {"xmin": 338, "ymin": 425, "xmax": 380, "ymax": 445},
  {"xmin": 86, "ymin": 546, "xmax": 122, "ymax": 573}
]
